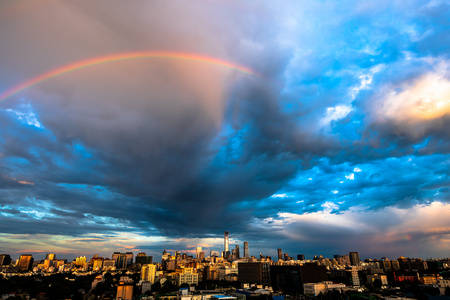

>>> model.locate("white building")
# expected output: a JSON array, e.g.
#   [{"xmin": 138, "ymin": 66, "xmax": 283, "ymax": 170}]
[
  {"xmin": 176, "ymin": 268, "xmax": 199, "ymax": 286},
  {"xmin": 303, "ymin": 281, "xmax": 346, "ymax": 296},
  {"xmin": 438, "ymin": 279, "xmax": 450, "ymax": 295}
]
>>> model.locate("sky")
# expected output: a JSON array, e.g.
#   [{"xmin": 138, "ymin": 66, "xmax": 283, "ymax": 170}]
[{"xmin": 0, "ymin": 0, "xmax": 449, "ymax": 262}]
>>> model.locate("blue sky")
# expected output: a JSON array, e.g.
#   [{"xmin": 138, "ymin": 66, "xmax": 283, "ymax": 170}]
[{"xmin": 0, "ymin": 0, "xmax": 449, "ymax": 261}]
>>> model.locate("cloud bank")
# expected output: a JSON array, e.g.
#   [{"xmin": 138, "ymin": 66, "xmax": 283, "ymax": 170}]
[{"xmin": 0, "ymin": 0, "xmax": 449, "ymax": 260}]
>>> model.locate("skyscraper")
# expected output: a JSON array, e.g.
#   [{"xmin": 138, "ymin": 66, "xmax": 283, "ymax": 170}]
[
  {"xmin": 141, "ymin": 264, "xmax": 156, "ymax": 284},
  {"xmin": 349, "ymin": 252, "xmax": 361, "ymax": 266},
  {"xmin": 136, "ymin": 252, "xmax": 152, "ymax": 265},
  {"xmin": 112, "ymin": 252, "xmax": 120, "ymax": 264},
  {"xmin": 117, "ymin": 253, "xmax": 128, "ymax": 269},
  {"xmin": 45, "ymin": 253, "xmax": 55, "ymax": 260},
  {"xmin": 75, "ymin": 256, "xmax": 86, "ymax": 267},
  {"xmin": 224, "ymin": 231, "xmax": 229, "ymax": 253},
  {"xmin": 235, "ymin": 245, "xmax": 240, "ymax": 259},
  {"xmin": 196, "ymin": 246, "xmax": 202, "ymax": 259},
  {"xmin": 278, "ymin": 248, "xmax": 283, "ymax": 260},
  {"xmin": 244, "ymin": 241, "xmax": 249, "ymax": 258},
  {"xmin": 18, "ymin": 254, "xmax": 33, "ymax": 272},
  {"xmin": 125, "ymin": 252, "xmax": 134, "ymax": 266},
  {"xmin": 0, "ymin": 254, "xmax": 11, "ymax": 266}
]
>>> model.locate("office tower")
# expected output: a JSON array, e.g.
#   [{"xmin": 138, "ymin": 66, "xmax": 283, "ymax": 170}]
[
  {"xmin": 18, "ymin": 254, "xmax": 33, "ymax": 271},
  {"xmin": 278, "ymin": 248, "xmax": 283, "ymax": 260},
  {"xmin": 103, "ymin": 259, "xmax": 115, "ymax": 270},
  {"xmin": 43, "ymin": 259, "xmax": 53, "ymax": 269},
  {"xmin": 136, "ymin": 253, "xmax": 152, "ymax": 265},
  {"xmin": 125, "ymin": 252, "xmax": 134, "ymax": 266},
  {"xmin": 112, "ymin": 252, "xmax": 120, "ymax": 264},
  {"xmin": 270, "ymin": 264, "xmax": 328, "ymax": 294},
  {"xmin": 198, "ymin": 252, "xmax": 205, "ymax": 260},
  {"xmin": 238, "ymin": 262, "xmax": 271, "ymax": 285},
  {"xmin": 235, "ymin": 245, "xmax": 240, "ymax": 259},
  {"xmin": 284, "ymin": 253, "xmax": 290, "ymax": 261},
  {"xmin": 0, "ymin": 254, "xmax": 11, "ymax": 266},
  {"xmin": 244, "ymin": 241, "xmax": 249, "ymax": 258},
  {"xmin": 136, "ymin": 252, "xmax": 146, "ymax": 264},
  {"xmin": 117, "ymin": 253, "xmax": 128, "ymax": 269},
  {"xmin": 196, "ymin": 247, "xmax": 202, "ymax": 259},
  {"xmin": 141, "ymin": 264, "xmax": 156, "ymax": 284},
  {"xmin": 92, "ymin": 258, "xmax": 103, "ymax": 271},
  {"xmin": 224, "ymin": 231, "xmax": 229, "ymax": 253},
  {"xmin": 297, "ymin": 254, "xmax": 305, "ymax": 261},
  {"xmin": 45, "ymin": 253, "xmax": 55, "ymax": 260},
  {"xmin": 75, "ymin": 256, "xmax": 86, "ymax": 267},
  {"xmin": 349, "ymin": 252, "xmax": 361, "ymax": 266}
]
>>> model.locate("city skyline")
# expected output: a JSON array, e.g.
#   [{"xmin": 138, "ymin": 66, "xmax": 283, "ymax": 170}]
[
  {"xmin": 1, "ymin": 234, "xmax": 447, "ymax": 263},
  {"xmin": 1, "ymin": 0, "xmax": 450, "ymax": 260}
]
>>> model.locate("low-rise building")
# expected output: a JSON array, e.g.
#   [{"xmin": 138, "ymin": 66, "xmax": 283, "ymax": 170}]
[{"xmin": 303, "ymin": 281, "xmax": 346, "ymax": 296}]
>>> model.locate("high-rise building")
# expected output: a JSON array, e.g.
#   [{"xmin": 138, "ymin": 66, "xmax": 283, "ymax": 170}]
[
  {"xmin": 244, "ymin": 241, "xmax": 249, "ymax": 258},
  {"xmin": 141, "ymin": 264, "xmax": 156, "ymax": 284},
  {"xmin": 284, "ymin": 253, "xmax": 290, "ymax": 261},
  {"xmin": 238, "ymin": 262, "xmax": 271, "ymax": 285},
  {"xmin": 75, "ymin": 256, "xmax": 86, "ymax": 267},
  {"xmin": 136, "ymin": 253, "xmax": 152, "ymax": 265},
  {"xmin": 43, "ymin": 259, "xmax": 53, "ymax": 269},
  {"xmin": 125, "ymin": 252, "xmax": 134, "ymax": 266},
  {"xmin": 92, "ymin": 258, "xmax": 103, "ymax": 271},
  {"xmin": 0, "ymin": 254, "xmax": 11, "ymax": 266},
  {"xmin": 278, "ymin": 249, "xmax": 283, "ymax": 261},
  {"xmin": 235, "ymin": 245, "xmax": 240, "ymax": 259},
  {"xmin": 46, "ymin": 253, "xmax": 55, "ymax": 260},
  {"xmin": 224, "ymin": 231, "xmax": 229, "ymax": 253},
  {"xmin": 117, "ymin": 253, "xmax": 128, "ymax": 269},
  {"xmin": 270, "ymin": 264, "xmax": 328, "ymax": 294},
  {"xmin": 103, "ymin": 259, "xmax": 115, "ymax": 270},
  {"xmin": 112, "ymin": 252, "xmax": 120, "ymax": 264},
  {"xmin": 196, "ymin": 247, "xmax": 202, "ymax": 259},
  {"xmin": 349, "ymin": 252, "xmax": 361, "ymax": 266},
  {"xmin": 18, "ymin": 254, "xmax": 33, "ymax": 272}
]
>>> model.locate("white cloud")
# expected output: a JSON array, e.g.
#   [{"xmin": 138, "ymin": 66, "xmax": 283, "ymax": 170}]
[
  {"xmin": 320, "ymin": 105, "xmax": 353, "ymax": 127},
  {"xmin": 6, "ymin": 103, "xmax": 43, "ymax": 128},
  {"xmin": 271, "ymin": 193, "xmax": 293, "ymax": 198},
  {"xmin": 345, "ymin": 173, "xmax": 355, "ymax": 180}
]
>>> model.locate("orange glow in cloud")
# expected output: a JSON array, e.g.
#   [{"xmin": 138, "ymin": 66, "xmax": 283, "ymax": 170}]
[
  {"xmin": 378, "ymin": 72, "xmax": 450, "ymax": 121},
  {"xmin": 18, "ymin": 180, "xmax": 34, "ymax": 185}
]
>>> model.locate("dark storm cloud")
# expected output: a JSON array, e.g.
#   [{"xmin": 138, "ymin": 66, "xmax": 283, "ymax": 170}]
[{"xmin": 1, "ymin": 0, "xmax": 450, "ymax": 258}]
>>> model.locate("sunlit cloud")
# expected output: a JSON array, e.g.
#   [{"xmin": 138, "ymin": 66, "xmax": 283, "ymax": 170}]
[{"xmin": 377, "ymin": 69, "xmax": 450, "ymax": 122}]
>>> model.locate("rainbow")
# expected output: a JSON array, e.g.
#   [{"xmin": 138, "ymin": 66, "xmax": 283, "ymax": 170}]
[{"xmin": 0, "ymin": 51, "xmax": 257, "ymax": 102}]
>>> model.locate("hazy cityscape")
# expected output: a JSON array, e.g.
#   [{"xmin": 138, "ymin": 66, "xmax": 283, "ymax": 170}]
[{"xmin": 1, "ymin": 232, "xmax": 450, "ymax": 299}]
